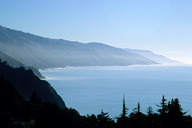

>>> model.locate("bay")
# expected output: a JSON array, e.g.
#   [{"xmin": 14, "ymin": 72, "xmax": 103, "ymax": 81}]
[{"xmin": 40, "ymin": 65, "xmax": 192, "ymax": 118}]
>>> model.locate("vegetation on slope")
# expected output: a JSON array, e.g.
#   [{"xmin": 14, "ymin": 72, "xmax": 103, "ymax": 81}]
[
  {"xmin": 0, "ymin": 60, "xmax": 65, "ymax": 108},
  {"xmin": 0, "ymin": 51, "xmax": 44, "ymax": 78},
  {"xmin": 1, "ymin": 78, "xmax": 192, "ymax": 128}
]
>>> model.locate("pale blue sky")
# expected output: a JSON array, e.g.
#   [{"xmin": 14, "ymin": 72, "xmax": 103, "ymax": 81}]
[{"xmin": 0, "ymin": 0, "xmax": 192, "ymax": 63}]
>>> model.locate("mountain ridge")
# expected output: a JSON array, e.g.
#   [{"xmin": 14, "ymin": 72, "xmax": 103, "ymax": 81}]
[
  {"xmin": 0, "ymin": 51, "xmax": 44, "ymax": 78},
  {"xmin": 0, "ymin": 25, "xmax": 178, "ymax": 69},
  {"xmin": 0, "ymin": 60, "xmax": 66, "ymax": 108},
  {"xmin": 124, "ymin": 48, "xmax": 180, "ymax": 64}
]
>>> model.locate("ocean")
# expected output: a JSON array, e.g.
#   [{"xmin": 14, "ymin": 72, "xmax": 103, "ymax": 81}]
[{"xmin": 40, "ymin": 65, "xmax": 192, "ymax": 118}]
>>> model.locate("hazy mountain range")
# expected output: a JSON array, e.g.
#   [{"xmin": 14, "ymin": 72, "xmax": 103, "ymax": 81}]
[
  {"xmin": 124, "ymin": 49, "xmax": 180, "ymax": 64},
  {"xmin": 0, "ymin": 25, "xmax": 178, "ymax": 69}
]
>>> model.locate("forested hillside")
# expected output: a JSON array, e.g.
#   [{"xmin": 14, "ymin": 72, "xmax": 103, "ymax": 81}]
[{"xmin": 0, "ymin": 60, "xmax": 65, "ymax": 108}]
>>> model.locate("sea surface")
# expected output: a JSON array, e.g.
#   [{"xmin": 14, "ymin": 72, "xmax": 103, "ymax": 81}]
[{"xmin": 40, "ymin": 65, "xmax": 192, "ymax": 118}]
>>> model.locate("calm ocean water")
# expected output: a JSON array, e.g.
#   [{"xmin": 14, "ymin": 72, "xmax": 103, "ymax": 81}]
[{"xmin": 40, "ymin": 65, "xmax": 192, "ymax": 118}]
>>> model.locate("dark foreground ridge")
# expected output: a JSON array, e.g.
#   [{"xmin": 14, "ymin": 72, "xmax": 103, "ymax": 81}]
[
  {"xmin": 1, "ymin": 76, "xmax": 192, "ymax": 128},
  {"xmin": 1, "ymin": 61, "xmax": 192, "ymax": 128},
  {"xmin": 0, "ymin": 51, "xmax": 44, "ymax": 79},
  {"xmin": 0, "ymin": 60, "xmax": 65, "ymax": 108}
]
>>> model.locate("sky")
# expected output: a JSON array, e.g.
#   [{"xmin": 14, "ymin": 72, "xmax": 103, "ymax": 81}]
[{"xmin": 0, "ymin": 0, "xmax": 192, "ymax": 63}]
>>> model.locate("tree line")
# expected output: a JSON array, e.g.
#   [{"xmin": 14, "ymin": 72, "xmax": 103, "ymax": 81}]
[
  {"xmin": 1, "ymin": 60, "xmax": 192, "ymax": 128},
  {"xmin": 1, "ymin": 78, "xmax": 192, "ymax": 128}
]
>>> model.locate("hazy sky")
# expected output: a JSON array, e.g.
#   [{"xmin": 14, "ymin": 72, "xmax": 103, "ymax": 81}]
[{"xmin": 0, "ymin": 0, "xmax": 192, "ymax": 63}]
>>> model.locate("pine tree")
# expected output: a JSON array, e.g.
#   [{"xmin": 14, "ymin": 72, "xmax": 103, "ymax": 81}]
[
  {"xmin": 167, "ymin": 98, "xmax": 186, "ymax": 128},
  {"xmin": 157, "ymin": 95, "xmax": 168, "ymax": 128},
  {"xmin": 147, "ymin": 106, "xmax": 153, "ymax": 116},
  {"xmin": 121, "ymin": 95, "xmax": 128, "ymax": 119},
  {"xmin": 117, "ymin": 95, "xmax": 129, "ymax": 128},
  {"xmin": 157, "ymin": 95, "xmax": 168, "ymax": 116},
  {"xmin": 147, "ymin": 106, "xmax": 153, "ymax": 128},
  {"xmin": 97, "ymin": 110, "xmax": 113, "ymax": 128}
]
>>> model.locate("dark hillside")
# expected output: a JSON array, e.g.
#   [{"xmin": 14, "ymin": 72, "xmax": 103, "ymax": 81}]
[
  {"xmin": 0, "ymin": 61, "xmax": 65, "ymax": 108},
  {"xmin": 0, "ymin": 51, "xmax": 44, "ymax": 78}
]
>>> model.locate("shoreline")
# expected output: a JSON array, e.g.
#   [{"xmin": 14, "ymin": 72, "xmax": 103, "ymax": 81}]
[{"xmin": 39, "ymin": 63, "xmax": 189, "ymax": 71}]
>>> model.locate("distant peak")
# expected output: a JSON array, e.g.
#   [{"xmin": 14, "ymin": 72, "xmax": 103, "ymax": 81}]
[
  {"xmin": 87, "ymin": 42, "xmax": 101, "ymax": 44},
  {"xmin": 0, "ymin": 25, "xmax": 8, "ymax": 30},
  {"xmin": 87, "ymin": 42, "xmax": 109, "ymax": 46}
]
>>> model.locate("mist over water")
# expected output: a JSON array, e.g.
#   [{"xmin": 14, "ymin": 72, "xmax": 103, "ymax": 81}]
[{"xmin": 41, "ymin": 65, "xmax": 192, "ymax": 118}]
